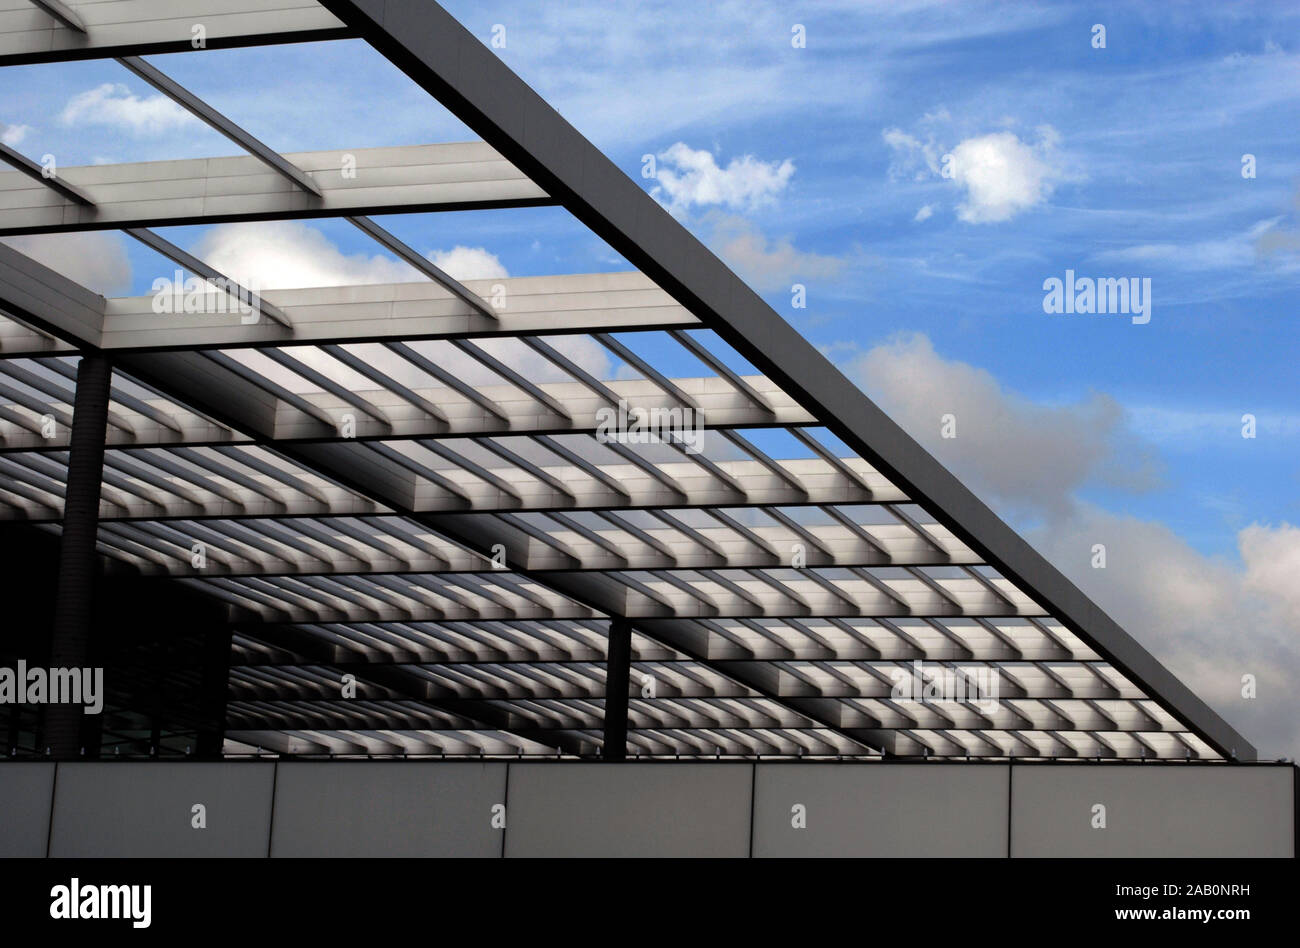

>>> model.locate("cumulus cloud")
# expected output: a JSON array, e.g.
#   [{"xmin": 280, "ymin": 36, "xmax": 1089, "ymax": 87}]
[
  {"xmin": 706, "ymin": 213, "xmax": 846, "ymax": 292},
  {"xmin": 1, "ymin": 231, "xmax": 131, "ymax": 295},
  {"xmin": 194, "ymin": 221, "xmax": 419, "ymax": 289},
  {"xmin": 1030, "ymin": 508, "xmax": 1300, "ymax": 759},
  {"xmin": 192, "ymin": 222, "xmax": 514, "ymax": 290},
  {"xmin": 60, "ymin": 83, "xmax": 198, "ymax": 135},
  {"xmin": 947, "ymin": 128, "xmax": 1067, "ymax": 223},
  {"xmin": 884, "ymin": 121, "xmax": 1073, "ymax": 223},
  {"xmin": 836, "ymin": 330, "xmax": 1298, "ymax": 757},
  {"xmin": 427, "ymin": 246, "xmax": 508, "ymax": 281},
  {"xmin": 652, "ymin": 142, "xmax": 795, "ymax": 215},
  {"xmin": 641, "ymin": 144, "xmax": 844, "ymax": 294},
  {"xmin": 0, "ymin": 122, "xmax": 32, "ymax": 146},
  {"xmin": 842, "ymin": 332, "xmax": 1160, "ymax": 519},
  {"xmin": 913, "ymin": 204, "xmax": 935, "ymax": 222},
  {"xmin": 1240, "ymin": 523, "xmax": 1300, "ymax": 628}
]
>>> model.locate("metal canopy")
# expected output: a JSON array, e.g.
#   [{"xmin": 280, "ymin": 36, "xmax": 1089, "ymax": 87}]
[{"xmin": 0, "ymin": 0, "xmax": 1253, "ymax": 762}]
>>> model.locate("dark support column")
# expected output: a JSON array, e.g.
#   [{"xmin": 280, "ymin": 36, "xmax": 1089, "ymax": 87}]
[
  {"xmin": 44, "ymin": 354, "xmax": 111, "ymax": 759},
  {"xmin": 196, "ymin": 624, "xmax": 232, "ymax": 758},
  {"xmin": 602, "ymin": 617, "xmax": 632, "ymax": 761}
]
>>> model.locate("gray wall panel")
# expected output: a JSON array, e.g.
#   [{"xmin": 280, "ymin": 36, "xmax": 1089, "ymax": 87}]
[
  {"xmin": 504, "ymin": 763, "xmax": 752, "ymax": 857},
  {"xmin": 753, "ymin": 763, "xmax": 1009, "ymax": 857},
  {"xmin": 269, "ymin": 761, "xmax": 506, "ymax": 857},
  {"xmin": 0, "ymin": 763, "xmax": 54, "ymax": 857},
  {"xmin": 5, "ymin": 761, "xmax": 1290, "ymax": 857},
  {"xmin": 1011, "ymin": 764, "xmax": 1294, "ymax": 857},
  {"xmin": 48, "ymin": 762, "xmax": 274, "ymax": 857}
]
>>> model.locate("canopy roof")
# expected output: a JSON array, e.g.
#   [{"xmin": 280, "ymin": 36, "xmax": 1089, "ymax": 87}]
[{"xmin": 0, "ymin": 0, "xmax": 1254, "ymax": 761}]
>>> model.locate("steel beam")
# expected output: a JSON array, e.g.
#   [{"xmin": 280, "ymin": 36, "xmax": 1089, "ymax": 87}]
[
  {"xmin": 116, "ymin": 55, "xmax": 322, "ymax": 197},
  {"xmin": 0, "ymin": 0, "xmax": 351, "ymax": 66},
  {"xmin": 123, "ymin": 228, "xmax": 292, "ymax": 328},
  {"xmin": 0, "ymin": 142, "xmax": 94, "ymax": 205},
  {"xmin": 0, "ymin": 143, "xmax": 550, "ymax": 237},
  {"xmin": 0, "ymin": 247, "xmax": 694, "ymax": 355}
]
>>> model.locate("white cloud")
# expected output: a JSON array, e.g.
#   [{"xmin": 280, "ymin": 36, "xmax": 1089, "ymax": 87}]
[
  {"xmin": 644, "ymin": 144, "xmax": 842, "ymax": 293},
  {"xmin": 193, "ymin": 222, "xmax": 514, "ymax": 291},
  {"xmin": 194, "ymin": 221, "xmax": 419, "ymax": 289},
  {"xmin": 947, "ymin": 128, "xmax": 1066, "ymax": 223},
  {"xmin": 706, "ymin": 213, "xmax": 846, "ymax": 293},
  {"xmin": 837, "ymin": 330, "xmax": 1298, "ymax": 757},
  {"xmin": 0, "ymin": 123, "xmax": 32, "ymax": 146},
  {"xmin": 884, "ymin": 122, "xmax": 1073, "ymax": 223},
  {"xmin": 427, "ymin": 246, "xmax": 508, "ymax": 281},
  {"xmin": 913, "ymin": 204, "xmax": 935, "ymax": 222},
  {"xmin": 841, "ymin": 331, "xmax": 1159, "ymax": 519},
  {"xmin": 59, "ymin": 83, "xmax": 197, "ymax": 135},
  {"xmin": 1, "ymin": 231, "xmax": 131, "ymax": 295},
  {"xmin": 1029, "ymin": 508, "xmax": 1300, "ymax": 759},
  {"xmin": 652, "ymin": 142, "xmax": 795, "ymax": 215},
  {"xmin": 1240, "ymin": 522, "xmax": 1300, "ymax": 628}
]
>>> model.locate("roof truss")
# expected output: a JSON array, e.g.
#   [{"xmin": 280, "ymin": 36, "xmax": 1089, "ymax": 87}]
[{"xmin": 0, "ymin": 0, "xmax": 1252, "ymax": 762}]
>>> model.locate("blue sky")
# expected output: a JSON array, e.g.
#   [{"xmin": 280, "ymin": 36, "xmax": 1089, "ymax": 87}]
[{"xmin": 1, "ymin": 0, "xmax": 1297, "ymax": 755}]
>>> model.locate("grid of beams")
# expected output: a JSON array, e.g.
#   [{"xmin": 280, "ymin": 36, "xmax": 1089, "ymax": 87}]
[{"xmin": 0, "ymin": 0, "xmax": 1250, "ymax": 762}]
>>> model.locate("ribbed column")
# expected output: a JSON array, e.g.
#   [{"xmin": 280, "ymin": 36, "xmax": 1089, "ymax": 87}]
[
  {"xmin": 602, "ymin": 617, "xmax": 632, "ymax": 761},
  {"xmin": 197, "ymin": 621, "xmax": 232, "ymax": 758},
  {"xmin": 43, "ymin": 353, "xmax": 111, "ymax": 758}
]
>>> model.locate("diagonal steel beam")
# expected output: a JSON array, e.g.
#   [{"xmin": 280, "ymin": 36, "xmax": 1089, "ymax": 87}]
[
  {"xmin": 26, "ymin": 0, "xmax": 85, "ymax": 32},
  {"xmin": 116, "ymin": 55, "xmax": 323, "ymax": 196},
  {"xmin": 123, "ymin": 228, "xmax": 292, "ymax": 329},
  {"xmin": 347, "ymin": 216, "xmax": 496, "ymax": 319},
  {"xmin": 0, "ymin": 142, "xmax": 93, "ymax": 206}
]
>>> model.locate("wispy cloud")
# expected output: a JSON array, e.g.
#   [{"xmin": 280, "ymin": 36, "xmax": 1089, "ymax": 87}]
[
  {"xmin": 0, "ymin": 122, "xmax": 31, "ymax": 146},
  {"xmin": 704, "ymin": 212, "xmax": 846, "ymax": 292},
  {"xmin": 1092, "ymin": 217, "xmax": 1291, "ymax": 271}
]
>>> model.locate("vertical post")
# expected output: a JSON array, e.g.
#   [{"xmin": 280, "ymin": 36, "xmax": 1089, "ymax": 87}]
[
  {"xmin": 602, "ymin": 617, "xmax": 632, "ymax": 761},
  {"xmin": 44, "ymin": 354, "xmax": 111, "ymax": 759},
  {"xmin": 197, "ymin": 623, "xmax": 232, "ymax": 758}
]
